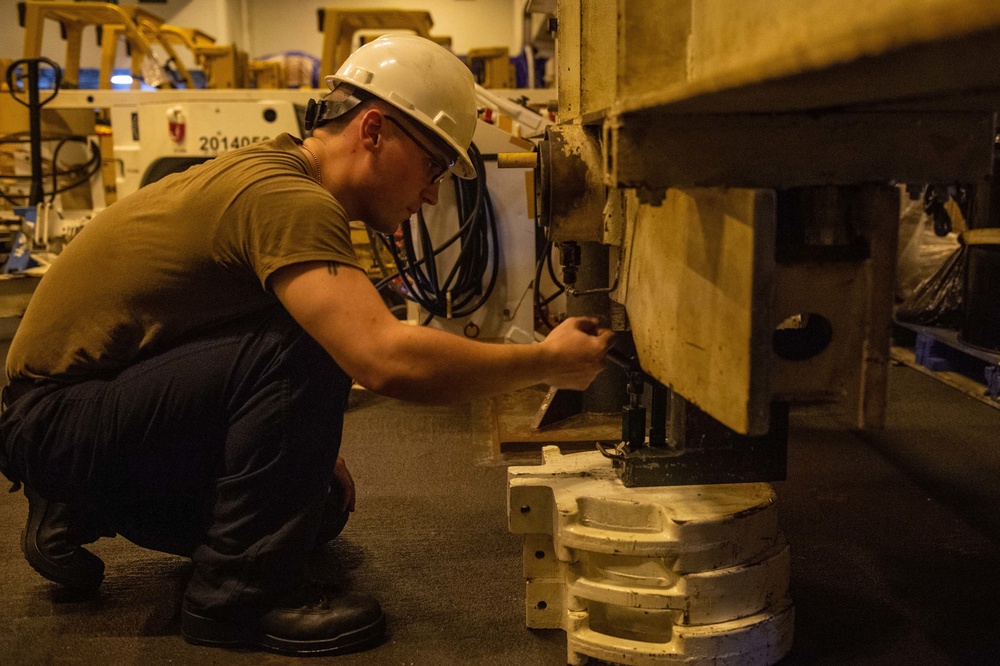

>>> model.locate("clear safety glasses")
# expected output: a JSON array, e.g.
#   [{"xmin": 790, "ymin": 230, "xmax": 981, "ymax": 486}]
[{"xmin": 384, "ymin": 115, "xmax": 454, "ymax": 185}]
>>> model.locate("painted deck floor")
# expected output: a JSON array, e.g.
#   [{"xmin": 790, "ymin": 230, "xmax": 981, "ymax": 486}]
[{"xmin": 1, "ymin": 364, "xmax": 998, "ymax": 665}]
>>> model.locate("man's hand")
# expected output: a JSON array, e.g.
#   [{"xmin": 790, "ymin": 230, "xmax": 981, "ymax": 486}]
[
  {"xmin": 332, "ymin": 456, "xmax": 356, "ymax": 513},
  {"xmin": 540, "ymin": 316, "xmax": 614, "ymax": 390}
]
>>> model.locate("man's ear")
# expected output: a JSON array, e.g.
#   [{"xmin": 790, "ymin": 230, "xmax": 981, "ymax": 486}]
[{"xmin": 359, "ymin": 109, "xmax": 384, "ymax": 150}]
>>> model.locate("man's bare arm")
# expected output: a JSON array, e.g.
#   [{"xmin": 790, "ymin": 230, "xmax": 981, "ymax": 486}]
[{"xmin": 271, "ymin": 261, "xmax": 612, "ymax": 404}]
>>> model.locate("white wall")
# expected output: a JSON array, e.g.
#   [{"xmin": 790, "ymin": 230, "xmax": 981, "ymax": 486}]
[{"xmin": 1, "ymin": 0, "xmax": 527, "ymax": 74}]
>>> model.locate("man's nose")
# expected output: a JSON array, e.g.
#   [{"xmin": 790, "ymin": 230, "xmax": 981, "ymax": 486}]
[{"xmin": 421, "ymin": 180, "xmax": 441, "ymax": 206}]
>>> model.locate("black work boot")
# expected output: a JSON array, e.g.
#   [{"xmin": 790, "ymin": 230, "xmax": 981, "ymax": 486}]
[
  {"xmin": 20, "ymin": 484, "xmax": 105, "ymax": 592},
  {"xmin": 181, "ymin": 584, "xmax": 386, "ymax": 656}
]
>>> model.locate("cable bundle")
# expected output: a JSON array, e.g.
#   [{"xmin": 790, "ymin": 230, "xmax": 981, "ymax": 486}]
[
  {"xmin": 0, "ymin": 133, "xmax": 102, "ymax": 208},
  {"xmin": 380, "ymin": 143, "xmax": 499, "ymax": 324}
]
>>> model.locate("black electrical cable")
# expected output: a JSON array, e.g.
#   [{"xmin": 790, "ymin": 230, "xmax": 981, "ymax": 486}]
[
  {"xmin": 0, "ymin": 132, "xmax": 101, "ymax": 205},
  {"xmin": 0, "ymin": 190, "xmax": 23, "ymax": 208},
  {"xmin": 48, "ymin": 136, "xmax": 102, "ymax": 203},
  {"xmin": 532, "ymin": 239, "xmax": 566, "ymax": 332},
  {"xmin": 379, "ymin": 142, "xmax": 499, "ymax": 324},
  {"xmin": 545, "ymin": 243, "xmax": 565, "ymax": 292}
]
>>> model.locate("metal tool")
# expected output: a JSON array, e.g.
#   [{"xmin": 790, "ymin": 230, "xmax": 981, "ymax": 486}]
[
  {"xmin": 600, "ymin": 343, "xmax": 788, "ymax": 487},
  {"xmin": 6, "ymin": 57, "xmax": 62, "ymax": 207}
]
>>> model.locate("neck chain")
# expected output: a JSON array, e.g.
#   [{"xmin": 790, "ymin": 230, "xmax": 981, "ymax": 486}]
[{"xmin": 302, "ymin": 142, "xmax": 323, "ymax": 186}]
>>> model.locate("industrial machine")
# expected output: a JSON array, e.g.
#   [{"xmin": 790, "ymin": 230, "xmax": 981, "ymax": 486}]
[{"xmin": 506, "ymin": 1, "xmax": 1000, "ymax": 664}]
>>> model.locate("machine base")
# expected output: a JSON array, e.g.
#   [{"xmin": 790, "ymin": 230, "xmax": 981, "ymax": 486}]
[{"xmin": 508, "ymin": 446, "xmax": 793, "ymax": 665}]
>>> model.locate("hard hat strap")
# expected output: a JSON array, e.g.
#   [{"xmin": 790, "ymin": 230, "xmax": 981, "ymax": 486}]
[{"xmin": 304, "ymin": 84, "xmax": 364, "ymax": 132}]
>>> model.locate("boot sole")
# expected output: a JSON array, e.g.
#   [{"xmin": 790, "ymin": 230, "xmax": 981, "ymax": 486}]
[
  {"xmin": 182, "ymin": 608, "xmax": 386, "ymax": 656},
  {"xmin": 259, "ymin": 614, "xmax": 387, "ymax": 656}
]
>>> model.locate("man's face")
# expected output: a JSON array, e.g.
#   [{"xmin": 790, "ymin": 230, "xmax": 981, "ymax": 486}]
[{"xmin": 365, "ymin": 114, "xmax": 453, "ymax": 235}]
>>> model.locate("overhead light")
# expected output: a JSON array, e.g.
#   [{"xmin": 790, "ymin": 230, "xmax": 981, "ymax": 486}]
[{"xmin": 110, "ymin": 74, "xmax": 133, "ymax": 85}]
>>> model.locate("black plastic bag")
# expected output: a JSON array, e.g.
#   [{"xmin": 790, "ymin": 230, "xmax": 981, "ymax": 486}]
[{"xmin": 895, "ymin": 244, "xmax": 966, "ymax": 328}]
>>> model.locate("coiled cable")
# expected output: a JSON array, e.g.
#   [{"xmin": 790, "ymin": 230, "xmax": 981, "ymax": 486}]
[{"xmin": 378, "ymin": 142, "xmax": 499, "ymax": 325}]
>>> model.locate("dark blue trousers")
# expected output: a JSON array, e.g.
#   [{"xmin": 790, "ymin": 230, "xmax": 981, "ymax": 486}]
[{"xmin": 0, "ymin": 308, "xmax": 352, "ymax": 619}]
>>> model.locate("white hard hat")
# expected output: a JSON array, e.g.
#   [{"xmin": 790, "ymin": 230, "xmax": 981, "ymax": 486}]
[{"xmin": 325, "ymin": 34, "xmax": 478, "ymax": 179}]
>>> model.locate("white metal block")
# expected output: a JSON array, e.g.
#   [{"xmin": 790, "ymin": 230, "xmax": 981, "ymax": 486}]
[{"xmin": 508, "ymin": 446, "xmax": 793, "ymax": 665}]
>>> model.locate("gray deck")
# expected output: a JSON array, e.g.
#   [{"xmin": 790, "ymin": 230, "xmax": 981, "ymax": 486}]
[{"xmin": 1, "ymin": 365, "xmax": 998, "ymax": 665}]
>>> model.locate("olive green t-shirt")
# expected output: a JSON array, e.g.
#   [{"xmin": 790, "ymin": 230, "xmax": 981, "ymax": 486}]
[{"xmin": 7, "ymin": 133, "xmax": 361, "ymax": 382}]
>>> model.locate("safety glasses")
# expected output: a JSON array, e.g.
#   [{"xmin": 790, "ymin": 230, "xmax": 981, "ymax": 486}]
[{"xmin": 384, "ymin": 115, "xmax": 453, "ymax": 184}]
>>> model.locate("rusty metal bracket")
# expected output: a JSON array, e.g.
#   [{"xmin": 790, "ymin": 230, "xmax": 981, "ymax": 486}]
[{"xmin": 537, "ymin": 124, "xmax": 607, "ymax": 242}]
